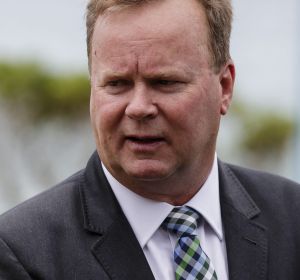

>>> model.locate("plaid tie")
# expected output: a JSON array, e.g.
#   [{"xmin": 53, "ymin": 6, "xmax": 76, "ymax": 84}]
[{"xmin": 163, "ymin": 206, "xmax": 218, "ymax": 280}]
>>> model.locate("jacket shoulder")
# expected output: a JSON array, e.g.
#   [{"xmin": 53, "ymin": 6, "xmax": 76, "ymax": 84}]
[
  {"xmin": 221, "ymin": 162, "xmax": 300, "ymax": 216},
  {"xmin": 0, "ymin": 169, "xmax": 85, "ymax": 237},
  {"xmin": 225, "ymin": 162, "xmax": 300, "ymax": 192}
]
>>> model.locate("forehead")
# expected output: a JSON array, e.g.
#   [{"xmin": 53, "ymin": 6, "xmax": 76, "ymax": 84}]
[
  {"xmin": 92, "ymin": 0, "xmax": 209, "ymax": 50},
  {"xmin": 91, "ymin": 0, "xmax": 211, "ymax": 74}
]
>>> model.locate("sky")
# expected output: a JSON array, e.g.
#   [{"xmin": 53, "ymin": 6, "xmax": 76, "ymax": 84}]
[
  {"xmin": 0, "ymin": 0, "xmax": 299, "ymax": 115},
  {"xmin": 0, "ymin": 0, "xmax": 88, "ymax": 70},
  {"xmin": 230, "ymin": 0, "xmax": 299, "ymax": 114}
]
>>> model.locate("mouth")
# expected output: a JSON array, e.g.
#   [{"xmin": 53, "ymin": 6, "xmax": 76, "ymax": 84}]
[
  {"xmin": 124, "ymin": 135, "xmax": 167, "ymax": 152},
  {"xmin": 126, "ymin": 136, "xmax": 165, "ymax": 144}
]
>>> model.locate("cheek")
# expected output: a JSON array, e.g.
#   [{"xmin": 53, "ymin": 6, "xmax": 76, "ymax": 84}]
[
  {"xmin": 90, "ymin": 94, "xmax": 105, "ymax": 137},
  {"xmin": 162, "ymin": 98, "xmax": 202, "ymax": 152},
  {"xmin": 90, "ymin": 96, "xmax": 121, "ymax": 163},
  {"xmin": 168, "ymin": 90, "xmax": 221, "ymax": 138},
  {"xmin": 196, "ymin": 81, "xmax": 223, "ymax": 124},
  {"xmin": 90, "ymin": 94, "xmax": 97, "ymax": 127},
  {"xmin": 90, "ymin": 92, "xmax": 126, "ymax": 137}
]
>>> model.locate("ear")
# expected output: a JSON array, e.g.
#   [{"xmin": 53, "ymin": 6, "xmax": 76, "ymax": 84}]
[{"xmin": 219, "ymin": 60, "xmax": 235, "ymax": 115}]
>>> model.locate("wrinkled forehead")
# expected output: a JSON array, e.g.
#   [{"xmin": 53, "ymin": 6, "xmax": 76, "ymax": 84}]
[
  {"xmin": 90, "ymin": 0, "xmax": 212, "ymax": 76},
  {"xmin": 96, "ymin": 0, "xmax": 165, "ymax": 15},
  {"xmin": 92, "ymin": 0, "xmax": 209, "ymax": 51}
]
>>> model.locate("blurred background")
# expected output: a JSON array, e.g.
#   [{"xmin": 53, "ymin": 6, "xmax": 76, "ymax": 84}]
[{"xmin": 0, "ymin": 0, "xmax": 299, "ymax": 214}]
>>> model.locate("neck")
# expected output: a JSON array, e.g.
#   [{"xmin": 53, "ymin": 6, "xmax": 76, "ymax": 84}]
[{"xmin": 108, "ymin": 154, "xmax": 216, "ymax": 206}]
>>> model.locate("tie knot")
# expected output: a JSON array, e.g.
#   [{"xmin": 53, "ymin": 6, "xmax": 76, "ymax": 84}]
[{"xmin": 162, "ymin": 206, "xmax": 199, "ymax": 237}]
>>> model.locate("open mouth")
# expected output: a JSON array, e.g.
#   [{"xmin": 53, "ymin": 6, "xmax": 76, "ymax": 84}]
[{"xmin": 126, "ymin": 136, "xmax": 165, "ymax": 144}]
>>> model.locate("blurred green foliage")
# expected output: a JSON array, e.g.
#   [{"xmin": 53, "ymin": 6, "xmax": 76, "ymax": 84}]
[
  {"xmin": 242, "ymin": 114, "xmax": 294, "ymax": 154},
  {"xmin": 0, "ymin": 62, "xmax": 90, "ymax": 120},
  {"xmin": 231, "ymin": 100, "xmax": 295, "ymax": 156}
]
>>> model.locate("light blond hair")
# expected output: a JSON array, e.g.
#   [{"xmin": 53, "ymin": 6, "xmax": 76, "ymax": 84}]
[{"xmin": 86, "ymin": 0, "xmax": 232, "ymax": 72}]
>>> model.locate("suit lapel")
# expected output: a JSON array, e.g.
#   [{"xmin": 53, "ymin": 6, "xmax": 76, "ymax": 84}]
[
  {"xmin": 219, "ymin": 162, "xmax": 268, "ymax": 280},
  {"xmin": 92, "ymin": 216, "xmax": 155, "ymax": 280},
  {"xmin": 80, "ymin": 152, "xmax": 155, "ymax": 280}
]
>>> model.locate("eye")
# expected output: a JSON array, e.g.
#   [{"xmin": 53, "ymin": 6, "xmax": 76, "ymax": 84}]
[
  {"xmin": 107, "ymin": 79, "xmax": 130, "ymax": 87},
  {"xmin": 103, "ymin": 79, "xmax": 132, "ymax": 94},
  {"xmin": 154, "ymin": 79, "xmax": 178, "ymax": 86},
  {"xmin": 150, "ymin": 79, "xmax": 186, "ymax": 93}
]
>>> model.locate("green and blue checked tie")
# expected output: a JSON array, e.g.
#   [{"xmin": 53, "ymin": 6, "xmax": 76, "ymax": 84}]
[{"xmin": 163, "ymin": 206, "xmax": 218, "ymax": 280}]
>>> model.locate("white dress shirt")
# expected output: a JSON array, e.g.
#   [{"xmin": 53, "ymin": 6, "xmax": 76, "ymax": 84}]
[{"xmin": 102, "ymin": 155, "xmax": 228, "ymax": 280}]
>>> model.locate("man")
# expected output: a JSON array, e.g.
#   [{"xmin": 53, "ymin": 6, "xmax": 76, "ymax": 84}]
[{"xmin": 0, "ymin": 0, "xmax": 300, "ymax": 279}]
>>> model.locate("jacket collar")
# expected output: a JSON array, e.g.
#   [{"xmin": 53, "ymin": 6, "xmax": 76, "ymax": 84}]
[
  {"xmin": 79, "ymin": 152, "xmax": 155, "ymax": 280},
  {"xmin": 218, "ymin": 161, "xmax": 268, "ymax": 280}
]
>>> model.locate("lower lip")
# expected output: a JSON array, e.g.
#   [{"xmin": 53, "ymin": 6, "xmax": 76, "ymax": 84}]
[{"xmin": 125, "ymin": 139, "xmax": 165, "ymax": 152}]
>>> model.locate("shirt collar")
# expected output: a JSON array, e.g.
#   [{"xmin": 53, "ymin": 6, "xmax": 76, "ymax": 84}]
[
  {"xmin": 185, "ymin": 156, "xmax": 223, "ymax": 240},
  {"xmin": 102, "ymin": 154, "xmax": 223, "ymax": 248}
]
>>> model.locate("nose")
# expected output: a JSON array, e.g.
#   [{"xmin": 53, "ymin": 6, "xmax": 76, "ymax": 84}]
[{"xmin": 125, "ymin": 85, "xmax": 158, "ymax": 121}]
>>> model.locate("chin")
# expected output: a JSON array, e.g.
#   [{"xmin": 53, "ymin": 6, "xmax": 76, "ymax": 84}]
[{"xmin": 124, "ymin": 163, "xmax": 174, "ymax": 182}]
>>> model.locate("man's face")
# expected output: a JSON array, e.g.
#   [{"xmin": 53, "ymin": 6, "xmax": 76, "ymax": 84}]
[{"xmin": 90, "ymin": 0, "xmax": 234, "ymax": 195}]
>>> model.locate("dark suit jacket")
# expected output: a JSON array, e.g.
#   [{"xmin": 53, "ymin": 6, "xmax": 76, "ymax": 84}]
[{"xmin": 0, "ymin": 151, "xmax": 300, "ymax": 279}]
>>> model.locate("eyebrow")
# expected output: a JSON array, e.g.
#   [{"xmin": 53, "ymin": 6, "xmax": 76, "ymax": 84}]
[
  {"xmin": 145, "ymin": 67, "xmax": 197, "ymax": 83},
  {"xmin": 99, "ymin": 70, "xmax": 132, "ymax": 82},
  {"xmin": 144, "ymin": 71, "xmax": 190, "ymax": 80},
  {"xmin": 98, "ymin": 64, "xmax": 195, "ymax": 82}
]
